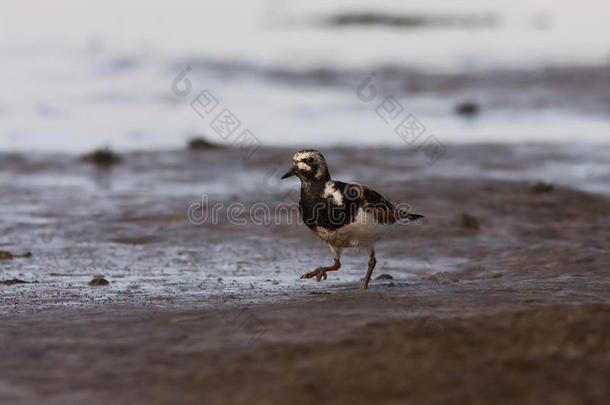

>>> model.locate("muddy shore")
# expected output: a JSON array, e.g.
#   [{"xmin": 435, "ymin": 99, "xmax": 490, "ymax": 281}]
[
  {"xmin": 1, "ymin": 145, "xmax": 609, "ymax": 403},
  {"xmin": 1, "ymin": 299, "xmax": 609, "ymax": 404}
]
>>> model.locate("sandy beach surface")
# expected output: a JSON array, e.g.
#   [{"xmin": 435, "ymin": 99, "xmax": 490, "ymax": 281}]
[{"xmin": 1, "ymin": 145, "xmax": 609, "ymax": 404}]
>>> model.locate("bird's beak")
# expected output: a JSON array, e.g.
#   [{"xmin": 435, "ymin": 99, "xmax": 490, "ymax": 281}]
[{"xmin": 281, "ymin": 165, "xmax": 296, "ymax": 179}]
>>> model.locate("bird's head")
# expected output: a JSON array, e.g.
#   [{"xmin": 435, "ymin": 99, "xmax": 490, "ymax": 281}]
[{"xmin": 281, "ymin": 149, "xmax": 330, "ymax": 182}]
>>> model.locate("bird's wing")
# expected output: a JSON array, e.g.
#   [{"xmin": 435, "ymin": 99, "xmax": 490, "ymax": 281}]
[{"xmin": 336, "ymin": 182, "xmax": 398, "ymax": 224}]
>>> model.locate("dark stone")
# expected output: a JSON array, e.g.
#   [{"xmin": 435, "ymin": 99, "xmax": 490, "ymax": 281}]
[
  {"xmin": 1, "ymin": 279, "xmax": 28, "ymax": 286},
  {"xmin": 460, "ymin": 214, "xmax": 480, "ymax": 230},
  {"xmin": 455, "ymin": 101, "xmax": 480, "ymax": 116},
  {"xmin": 89, "ymin": 278, "xmax": 110, "ymax": 286},
  {"xmin": 80, "ymin": 148, "xmax": 122, "ymax": 167},
  {"xmin": 531, "ymin": 181, "xmax": 554, "ymax": 193},
  {"xmin": 187, "ymin": 137, "xmax": 221, "ymax": 150}
]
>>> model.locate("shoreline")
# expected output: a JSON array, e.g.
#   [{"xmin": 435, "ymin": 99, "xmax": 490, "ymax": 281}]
[
  {"xmin": 1, "ymin": 145, "xmax": 609, "ymax": 312},
  {"xmin": 1, "ymin": 145, "xmax": 609, "ymax": 403}
]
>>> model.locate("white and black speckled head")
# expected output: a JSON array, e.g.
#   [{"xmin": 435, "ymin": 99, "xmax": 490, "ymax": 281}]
[{"xmin": 281, "ymin": 149, "xmax": 330, "ymax": 183}]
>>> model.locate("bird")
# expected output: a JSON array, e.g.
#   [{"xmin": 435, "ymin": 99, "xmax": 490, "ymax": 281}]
[{"xmin": 281, "ymin": 149, "xmax": 423, "ymax": 291}]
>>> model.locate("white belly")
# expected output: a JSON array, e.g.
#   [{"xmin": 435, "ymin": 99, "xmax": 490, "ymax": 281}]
[{"xmin": 314, "ymin": 208, "xmax": 395, "ymax": 249}]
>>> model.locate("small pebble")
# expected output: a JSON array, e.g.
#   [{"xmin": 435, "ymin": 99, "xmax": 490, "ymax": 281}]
[
  {"xmin": 1, "ymin": 278, "xmax": 28, "ymax": 286},
  {"xmin": 80, "ymin": 148, "xmax": 122, "ymax": 167},
  {"xmin": 460, "ymin": 214, "xmax": 480, "ymax": 230},
  {"xmin": 455, "ymin": 101, "xmax": 479, "ymax": 116},
  {"xmin": 89, "ymin": 278, "xmax": 109, "ymax": 286},
  {"xmin": 531, "ymin": 181, "xmax": 554, "ymax": 193},
  {"xmin": 187, "ymin": 137, "xmax": 221, "ymax": 150}
]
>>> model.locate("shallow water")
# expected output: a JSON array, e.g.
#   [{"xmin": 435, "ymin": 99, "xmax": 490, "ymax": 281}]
[
  {"xmin": 1, "ymin": 145, "xmax": 608, "ymax": 312},
  {"xmin": 1, "ymin": 0, "xmax": 610, "ymax": 151}
]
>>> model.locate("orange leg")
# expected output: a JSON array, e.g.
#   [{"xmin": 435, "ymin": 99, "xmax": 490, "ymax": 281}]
[
  {"xmin": 300, "ymin": 259, "xmax": 341, "ymax": 282},
  {"xmin": 360, "ymin": 249, "xmax": 376, "ymax": 291}
]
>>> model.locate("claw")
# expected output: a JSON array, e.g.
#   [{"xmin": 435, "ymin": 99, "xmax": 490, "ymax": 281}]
[{"xmin": 300, "ymin": 267, "xmax": 328, "ymax": 282}]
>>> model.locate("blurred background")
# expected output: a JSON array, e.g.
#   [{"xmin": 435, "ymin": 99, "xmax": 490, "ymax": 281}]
[{"xmin": 1, "ymin": 0, "xmax": 609, "ymax": 151}]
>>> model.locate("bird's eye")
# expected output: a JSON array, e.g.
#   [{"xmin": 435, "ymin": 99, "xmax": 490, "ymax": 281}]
[{"xmin": 306, "ymin": 157, "xmax": 315, "ymax": 164}]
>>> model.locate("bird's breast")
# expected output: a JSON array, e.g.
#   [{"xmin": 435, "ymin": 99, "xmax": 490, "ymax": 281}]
[{"xmin": 314, "ymin": 208, "xmax": 395, "ymax": 248}]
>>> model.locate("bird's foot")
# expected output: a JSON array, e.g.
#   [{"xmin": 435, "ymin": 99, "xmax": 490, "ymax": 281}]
[{"xmin": 300, "ymin": 267, "xmax": 328, "ymax": 282}]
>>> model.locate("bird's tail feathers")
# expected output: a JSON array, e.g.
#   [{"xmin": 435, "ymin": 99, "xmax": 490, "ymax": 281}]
[
  {"xmin": 406, "ymin": 213, "xmax": 424, "ymax": 221},
  {"xmin": 396, "ymin": 209, "xmax": 424, "ymax": 223}
]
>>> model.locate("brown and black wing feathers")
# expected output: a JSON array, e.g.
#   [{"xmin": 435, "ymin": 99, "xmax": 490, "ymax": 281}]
[
  {"xmin": 341, "ymin": 183, "xmax": 424, "ymax": 224},
  {"xmin": 337, "ymin": 183, "xmax": 397, "ymax": 224}
]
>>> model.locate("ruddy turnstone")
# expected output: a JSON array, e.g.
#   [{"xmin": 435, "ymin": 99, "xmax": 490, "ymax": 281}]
[{"xmin": 281, "ymin": 149, "xmax": 423, "ymax": 291}]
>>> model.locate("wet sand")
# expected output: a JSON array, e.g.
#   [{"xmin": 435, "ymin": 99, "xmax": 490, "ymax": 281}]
[
  {"xmin": 2, "ymin": 297, "xmax": 609, "ymax": 404},
  {"xmin": 1, "ymin": 145, "xmax": 609, "ymax": 403}
]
